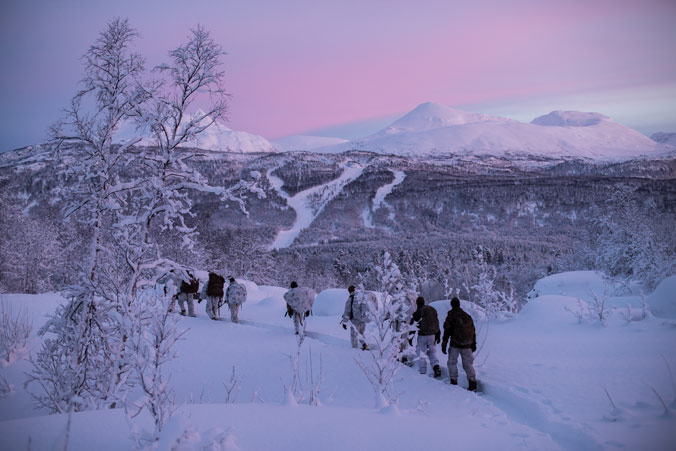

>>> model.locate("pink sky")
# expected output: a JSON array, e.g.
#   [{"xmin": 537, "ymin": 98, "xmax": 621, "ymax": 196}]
[{"xmin": 1, "ymin": 0, "xmax": 675, "ymax": 149}]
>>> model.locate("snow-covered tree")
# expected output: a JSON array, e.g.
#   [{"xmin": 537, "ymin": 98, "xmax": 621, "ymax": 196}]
[
  {"xmin": 126, "ymin": 294, "xmax": 185, "ymax": 444},
  {"xmin": 590, "ymin": 186, "xmax": 675, "ymax": 290},
  {"xmin": 463, "ymin": 247, "xmax": 517, "ymax": 319},
  {"xmin": 356, "ymin": 252, "xmax": 417, "ymax": 409},
  {"xmin": 27, "ymin": 18, "xmax": 150, "ymax": 412}
]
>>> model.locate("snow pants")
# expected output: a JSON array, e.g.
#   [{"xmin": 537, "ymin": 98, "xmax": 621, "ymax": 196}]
[
  {"xmin": 177, "ymin": 293, "xmax": 195, "ymax": 317},
  {"xmin": 448, "ymin": 347, "xmax": 476, "ymax": 382},
  {"xmin": 229, "ymin": 303, "xmax": 240, "ymax": 323},
  {"xmin": 416, "ymin": 334, "xmax": 439, "ymax": 375},
  {"xmin": 348, "ymin": 321, "xmax": 366, "ymax": 349},
  {"xmin": 293, "ymin": 311, "xmax": 305, "ymax": 335},
  {"xmin": 206, "ymin": 295, "xmax": 220, "ymax": 320}
]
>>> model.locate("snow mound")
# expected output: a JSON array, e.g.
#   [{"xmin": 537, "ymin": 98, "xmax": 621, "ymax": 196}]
[
  {"xmin": 530, "ymin": 271, "xmax": 610, "ymax": 303},
  {"xmin": 518, "ymin": 295, "xmax": 585, "ymax": 326},
  {"xmin": 648, "ymin": 275, "xmax": 676, "ymax": 319},
  {"xmin": 272, "ymin": 135, "xmax": 348, "ymax": 152},
  {"xmin": 531, "ymin": 111, "xmax": 609, "ymax": 127},
  {"xmin": 313, "ymin": 288, "xmax": 349, "ymax": 316}
]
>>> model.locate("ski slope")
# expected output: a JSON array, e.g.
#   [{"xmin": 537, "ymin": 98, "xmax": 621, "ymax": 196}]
[
  {"xmin": 268, "ymin": 162, "xmax": 364, "ymax": 249},
  {"xmin": 363, "ymin": 170, "xmax": 406, "ymax": 228},
  {"xmin": 1, "ymin": 272, "xmax": 675, "ymax": 450}
]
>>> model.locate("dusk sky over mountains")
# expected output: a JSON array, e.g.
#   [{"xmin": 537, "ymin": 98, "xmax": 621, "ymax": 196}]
[{"xmin": 1, "ymin": 0, "xmax": 675, "ymax": 151}]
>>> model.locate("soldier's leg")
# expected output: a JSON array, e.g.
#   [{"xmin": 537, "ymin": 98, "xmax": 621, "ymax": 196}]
[
  {"xmin": 357, "ymin": 322, "xmax": 367, "ymax": 349},
  {"xmin": 177, "ymin": 293, "xmax": 187, "ymax": 315},
  {"xmin": 186, "ymin": 293, "xmax": 195, "ymax": 317},
  {"xmin": 293, "ymin": 312, "xmax": 301, "ymax": 334},
  {"xmin": 206, "ymin": 296, "xmax": 216, "ymax": 319},
  {"xmin": 349, "ymin": 323, "xmax": 359, "ymax": 348},
  {"xmin": 460, "ymin": 348, "xmax": 476, "ymax": 381},
  {"xmin": 230, "ymin": 303, "xmax": 240, "ymax": 323},
  {"xmin": 417, "ymin": 335, "xmax": 428, "ymax": 374},
  {"xmin": 448, "ymin": 347, "xmax": 460, "ymax": 381}
]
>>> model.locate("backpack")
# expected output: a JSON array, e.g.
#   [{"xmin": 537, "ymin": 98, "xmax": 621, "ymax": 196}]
[
  {"xmin": 207, "ymin": 273, "xmax": 225, "ymax": 297},
  {"xmin": 180, "ymin": 273, "xmax": 199, "ymax": 294},
  {"xmin": 452, "ymin": 311, "xmax": 475, "ymax": 347}
]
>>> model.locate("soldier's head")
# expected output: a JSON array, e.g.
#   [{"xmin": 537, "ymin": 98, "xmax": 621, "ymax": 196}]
[
  {"xmin": 348, "ymin": 285, "xmax": 355, "ymax": 293},
  {"xmin": 230, "ymin": 277, "xmax": 236, "ymax": 283},
  {"xmin": 290, "ymin": 281, "xmax": 298, "ymax": 289},
  {"xmin": 451, "ymin": 297, "xmax": 460, "ymax": 309},
  {"xmin": 416, "ymin": 296, "xmax": 425, "ymax": 308}
]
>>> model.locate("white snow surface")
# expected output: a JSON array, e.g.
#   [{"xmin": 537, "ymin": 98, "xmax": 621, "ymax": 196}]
[
  {"xmin": 317, "ymin": 102, "xmax": 670, "ymax": 160},
  {"xmin": 363, "ymin": 170, "xmax": 406, "ymax": 229},
  {"xmin": 1, "ymin": 272, "xmax": 676, "ymax": 450},
  {"xmin": 268, "ymin": 161, "xmax": 364, "ymax": 249},
  {"xmin": 271, "ymin": 135, "xmax": 349, "ymax": 152}
]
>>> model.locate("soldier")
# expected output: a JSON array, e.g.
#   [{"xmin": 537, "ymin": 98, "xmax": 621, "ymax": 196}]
[
  {"xmin": 200, "ymin": 271, "xmax": 225, "ymax": 320},
  {"xmin": 411, "ymin": 296, "xmax": 441, "ymax": 378},
  {"xmin": 176, "ymin": 271, "xmax": 199, "ymax": 317},
  {"xmin": 341, "ymin": 285, "xmax": 371, "ymax": 350},
  {"xmin": 225, "ymin": 277, "xmax": 247, "ymax": 323},
  {"xmin": 283, "ymin": 281, "xmax": 316, "ymax": 336},
  {"xmin": 442, "ymin": 297, "xmax": 478, "ymax": 391}
]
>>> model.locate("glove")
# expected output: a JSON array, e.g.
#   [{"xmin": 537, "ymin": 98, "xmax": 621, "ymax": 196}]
[
  {"xmin": 284, "ymin": 311, "xmax": 289, "ymax": 317},
  {"xmin": 441, "ymin": 346, "xmax": 447, "ymax": 355},
  {"xmin": 342, "ymin": 323, "xmax": 347, "ymax": 330},
  {"xmin": 471, "ymin": 342, "xmax": 477, "ymax": 353},
  {"xmin": 305, "ymin": 310, "xmax": 310, "ymax": 318},
  {"xmin": 435, "ymin": 332, "xmax": 441, "ymax": 344},
  {"xmin": 198, "ymin": 298, "xmax": 202, "ymax": 304},
  {"xmin": 408, "ymin": 338, "xmax": 413, "ymax": 346}
]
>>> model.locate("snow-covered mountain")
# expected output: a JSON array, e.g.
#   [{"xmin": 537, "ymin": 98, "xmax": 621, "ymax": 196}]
[
  {"xmin": 119, "ymin": 110, "xmax": 276, "ymax": 153},
  {"xmin": 318, "ymin": 102, "xmax": 669, "ymax": 160},
  {"xmin": 651, "ymin": 131, "xmax": 676, "ymax": 147},
  {"xmin": 272, "ymin": 134, "xmax": 348, "ymax": 152}
]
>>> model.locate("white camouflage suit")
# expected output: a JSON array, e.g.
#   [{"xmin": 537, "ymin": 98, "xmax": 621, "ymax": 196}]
[
  {"xmin": 225, "ymin": 281, "xmax": 247, "ymax": 323},
  {"xmin": 283, "ymin": 286, "xmax": 316, "ymax": 335},
  {"xmin": 341, "ymin": 290, "xmax": 373, "ymax": 349}
]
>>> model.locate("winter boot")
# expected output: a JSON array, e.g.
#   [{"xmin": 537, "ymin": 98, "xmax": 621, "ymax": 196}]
[
  {"xmin": 468, "ymin": 379, "xmax": 477, "ymax": 392},
  {"xmin": 450, "ymin": 379, "xmax": 458, "ymax": 385},
  {"xmin": 361, "ymin": 343, "xmax": 369, "ymax": 351},
  {"xmin": 433, "ymin": 365, "xmax": 441, "ymax": 378}
]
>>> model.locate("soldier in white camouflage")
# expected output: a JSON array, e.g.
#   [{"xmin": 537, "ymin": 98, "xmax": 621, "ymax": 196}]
[
  {"xmin": 225, "ymin": 277, "xmax": 247, "ymax": 323},
  {"xmin": 341, "ymin": 285, "xmax": 375, "ymax": 350},
  {"xmin": 283, "ymin": 281, "xmax": 316, "ymax": 335}
]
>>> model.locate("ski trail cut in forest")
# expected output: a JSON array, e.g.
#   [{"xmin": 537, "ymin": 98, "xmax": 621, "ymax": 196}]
[
  {"xmin": 363, "ymin": 170, "xmax": 405, "ymax": 228},
  {"xmin": 268, "ymin": 162, "xmax": 364, "ymax": 249},
  {"xmin": 481, "ymin": 380, "xmax": 602, "ymax": 451}
]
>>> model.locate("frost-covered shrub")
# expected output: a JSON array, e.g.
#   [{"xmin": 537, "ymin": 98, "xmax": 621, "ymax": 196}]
[{"xmin": 0, "ymin": 299, "xmax": 33, "ymax": 364}]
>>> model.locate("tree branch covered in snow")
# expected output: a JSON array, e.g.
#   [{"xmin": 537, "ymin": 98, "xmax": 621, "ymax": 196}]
[{"xmin": 0, "ymin": 300, "xmax": 33, "ymax": 364}]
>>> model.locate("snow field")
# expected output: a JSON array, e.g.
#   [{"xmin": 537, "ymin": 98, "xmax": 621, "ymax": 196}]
[{"xmin": 1, "ymin": 271, "xmax": 676, "ymax": 450}]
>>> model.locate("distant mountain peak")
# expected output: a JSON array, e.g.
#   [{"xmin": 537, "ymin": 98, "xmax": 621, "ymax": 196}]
[
  {"xmin": 531, "ymin": 111, "xmax": 610, "ymax": 127},
  {"xmin": 382, "ymin": 102, "xmax": 505, "ymax": 135}
]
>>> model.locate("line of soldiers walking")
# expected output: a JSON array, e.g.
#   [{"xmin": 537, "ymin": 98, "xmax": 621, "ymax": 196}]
[
  {"xmin": 163, "ymin": 271, "xmax": 478, "ymax": 391},
  {"xmin": 340, "ymin": 285, "xmax": 478, "ymax": 391},
  {"xmin": 165, "ymin": 271, "xmax": 248, "ymax": 323}
]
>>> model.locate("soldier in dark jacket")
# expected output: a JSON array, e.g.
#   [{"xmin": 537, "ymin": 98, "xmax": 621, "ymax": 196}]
[
  {"xmin": 201, "ymin": 272, "xmax": 225, "ymax": 320},
  {"xmin": 410, "ymin": 296, "xmax": 441, "ymax": 378},
  {"xmin": 441, "ymin": 297, "xmax": 478, "ymax": 391},
  {"xmin": 177, "ymin": 271, "xmax": 199, "ymax": 317}
]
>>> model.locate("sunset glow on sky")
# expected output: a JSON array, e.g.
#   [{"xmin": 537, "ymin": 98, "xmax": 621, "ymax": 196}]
[{"xmin": 1, "ymin": 0, "xmax": 675, "ymax": 150}]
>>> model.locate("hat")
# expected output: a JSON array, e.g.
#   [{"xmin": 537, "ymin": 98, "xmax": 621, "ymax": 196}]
[
  {"xmin": 348, "ymin": 285, "xmax": 355, "ymax": 293},
  {"xmin": 290, "ymin": 281, "xmax": 298, "ymax": 288},
  {"xmin": 416, "ymin": 296, "xmax": 425, "ymax": 307},
  {"xmin": 451, "ymin": 297, "xmax": 460, "ymax": 309}
]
